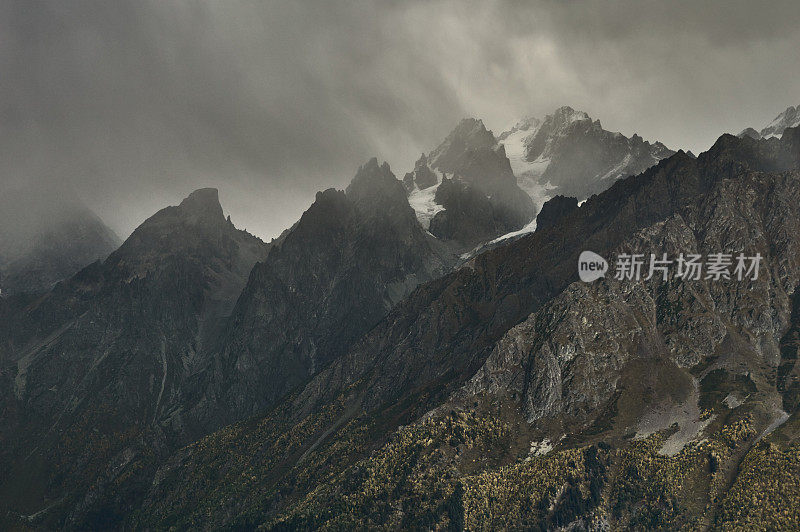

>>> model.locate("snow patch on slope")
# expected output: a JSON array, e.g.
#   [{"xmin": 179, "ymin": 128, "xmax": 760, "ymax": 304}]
[
  {"xmin": 407, "ymin": 178, "xmax": 444, "ymax": 230},
  {"xmin": 501, "ymin": 123, "xmax": 556, "ymax": 206}
]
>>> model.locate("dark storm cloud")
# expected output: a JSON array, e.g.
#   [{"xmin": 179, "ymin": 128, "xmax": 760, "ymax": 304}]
[{"xmin": 2, "ymin": 0, "xmax": 799, "ymax": 239}]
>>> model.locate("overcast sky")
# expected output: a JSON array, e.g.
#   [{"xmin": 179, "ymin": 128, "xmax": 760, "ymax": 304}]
[{"xmin": 2, "ymin": 0, "xmax": 800, "ymax": 240}]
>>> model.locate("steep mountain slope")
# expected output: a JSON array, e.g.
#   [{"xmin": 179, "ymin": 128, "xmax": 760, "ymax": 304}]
[
  {"xmin": 0, "ymin": 188, "xmax": 268, "ymax": 528},
  {"xmin": 0, "ymin": 159, "xmax": 463, "ymax": 529},
  {"xmin": 0, "ymin": 190, "xmax": 119, "ymax": 295},
  {"xmin": 188, "ymin": 159, "xmax": 457, "ymax": 430},
  {"xmin": 739, "ymin": 104, "xmax": 800, "ymax": 140},
  {"xmin": 499, "ymin": 106, "xmax": 675, "ymax": 202},
  {"xmin": 406, "ymin": 118, "xmax": 536, "ymax": 246},
  {"xmin": 129, "ymin": 129, "xmax": 800, "ymax": 529}
]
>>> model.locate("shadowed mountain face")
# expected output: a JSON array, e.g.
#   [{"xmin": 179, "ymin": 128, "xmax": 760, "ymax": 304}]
[
  {"xmin": 190, "ymin": 159, "xmax": 457, "ymax": 429},
  {"xmin": 0, "ymin": 190, "xmax": 120, "ymax": 295},
  {"xmin": 128, "ymin": 129, "xmax": 800, "ymax": 530},
  {"xmin": 0, "ymin": 161, "xmax": 460, "ymax": 529},
  {"xmin": 0, "ymin": 188, "xmax": 268, "ymax": 527},
  {"xmin": 500, "ymin": 106, "xmax": 675, "ymax": 202}
]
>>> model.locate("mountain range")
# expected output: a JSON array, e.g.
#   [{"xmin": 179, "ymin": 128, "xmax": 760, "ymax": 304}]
[
  {"xmin": 1, "ymin": 108, "xmax": 799, "ymax": 530},
  {"xmin": 129, "ymin": 124, "xmax": 800, "ymax": 531}
]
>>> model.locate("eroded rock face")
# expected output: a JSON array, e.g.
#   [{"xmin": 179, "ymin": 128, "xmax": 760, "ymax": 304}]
[
  {"xmin": 535, "ymin": 195, "xmax": 579, "ymax": 231},
  {"xmin": 428, "ymin": 177, "xmax": 504, "ymax": 246},
  {"xmin": 468, "ymin": 167, "xmax": 800, "ymax": 439},
  {"xmin": 403, "ymin": 154, "xmax": 438, "ymax": 191},
  {"xmin": 428, "ymin": 118, "xmax": 497, "ymax": 173},
  {"xmin": 304, "ymin": 129, "xmax": 799, "ymax": 427},
  {"xmin": 5, "ymin": 126, "xmax": 800, "ymax": 529}
]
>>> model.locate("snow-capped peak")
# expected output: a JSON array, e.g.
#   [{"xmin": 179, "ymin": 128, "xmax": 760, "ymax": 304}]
[
  {"xmin": 740, "ymin": 104, "xmax": 800, "ymax": 140},
  {"xmin": 761, "ymin": 105, "xmax": 800, "ymax": 138},
  {"xmin": 498, "ymin": 116, "xmax": 541, "ymax": 141},
  {"xmin": 552, "ymin": 105, "xmax": 590, "ymax": 125}
]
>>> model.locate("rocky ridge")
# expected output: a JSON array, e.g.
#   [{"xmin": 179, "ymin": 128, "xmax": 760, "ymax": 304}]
[{"xmin": 126, "ymin": 128, "xmax": 800, "ymax": 529}]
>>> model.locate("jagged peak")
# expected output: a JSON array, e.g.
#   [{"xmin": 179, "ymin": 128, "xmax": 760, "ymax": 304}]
[
  {"xmin": 536, "ymin": 194, "xmax": 579, "ymax": 231},
  {"xmin": 178, "ymin": 188, "xmax": 224, "ymax": 224},
  {"xmin": 507, "ymin": 115, "xmax": 541, "ymax": 133},
  {"xmin": 706, "ymin": 132, "xmax": 747, "ymax": 153},
  {"xmin": 441, "ymin": 117, "xmax": 496, "ymax": 148},
  {"xmin": 549, "ymin": 105, "xmax": 591, "ymax": 124},
  {"xmin": 760, "ymin": 104, "xmax": 800, "ymax": 137},
  {"xmin": 347, "ymin": 158, "xmax": 396, "ymax": 194},
  {"xmin": 345, "ymin": 158, "xmax": 412, "ymax": 212},
  {"xmin": 451, "ymin": 117, "xmax": 488, "ymax": 134},
  {"xmin": 429, "ymin": 118, "xmax": 497, "ymax": 173},
  {"xmin": 292, "ymin": 188, "xmax": 350, "ymax": 234},
  {"xmin": 315, "ymin": 187, "xmax": 346, "ymax": 203}
]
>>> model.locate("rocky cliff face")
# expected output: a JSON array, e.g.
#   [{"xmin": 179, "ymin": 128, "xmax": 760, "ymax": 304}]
[
  {"xmin": 428, "ymin": 117, "xmax": 497, "ymax": 172},
  {"xmin": 535, "ymin": 194, "xmax": 579, "ymax": 231},
  {"xmin": 128, "ymin": 128, "xmax": 800, "ymax": 530},
  {"xmin": 402, "ymin": 153, "xmax": 438, "ymax": 191},
  {"xmin": 0, "ymin": 158, "xmax": 462, "ymax": 529},
  {"xmin": 428, "ymin": 176, "xmax": 504, "ymax": 245},
  {"xmin": 0, "ymin": 190, "xmax": 120, "ymax": 295},
  {"xmin": 499, "ymin": 106, "xmax": 675, "ymax": 202}
]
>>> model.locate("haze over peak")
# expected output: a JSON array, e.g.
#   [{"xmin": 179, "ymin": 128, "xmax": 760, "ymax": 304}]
[{"xmin": 4, "ymin": 1, "xmax": 799, "ymax": 241}]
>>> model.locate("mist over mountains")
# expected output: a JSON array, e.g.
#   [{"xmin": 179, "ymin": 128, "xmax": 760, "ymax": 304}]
[
  {"xmin": 1, "ymin": 95, "xmax": 800, "ymax": 529},
  {"xmin": 4, "ymin": 1, "xmax": 800, "ymax": 242},
  {"xmin": 0, "ymin": 188, "xmax": 119, "ymax": 295}
]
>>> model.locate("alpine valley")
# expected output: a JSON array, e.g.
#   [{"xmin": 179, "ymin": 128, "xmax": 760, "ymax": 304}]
[{"xmin": 2, "ymin": 107, "xmax": 800, "ymax": 531}]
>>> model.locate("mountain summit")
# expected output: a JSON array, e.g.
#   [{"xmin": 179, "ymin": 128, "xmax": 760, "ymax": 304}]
[
  {"xmin": 177, "ymin": 187, "xmax": 226, "ymax": 223},
  {"xmin": 499, "ymin": 106, "xmax": 675, "ymax": 201},
  {"xmin": 0, "ymin": 188, "xmax": 268, "ymax": 526},
  {"xmin": 191, "ymin": 159, "xmax": 455, "ymax": 428},
  {"xmin": 405, "ymin": 119, "xmax": 536, "ymax": 246}
]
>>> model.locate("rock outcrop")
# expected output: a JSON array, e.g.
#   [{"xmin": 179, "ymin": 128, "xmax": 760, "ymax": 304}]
[{"xmin": 0, "ymin": 188, "xmax": 268, "ymax": 528}]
